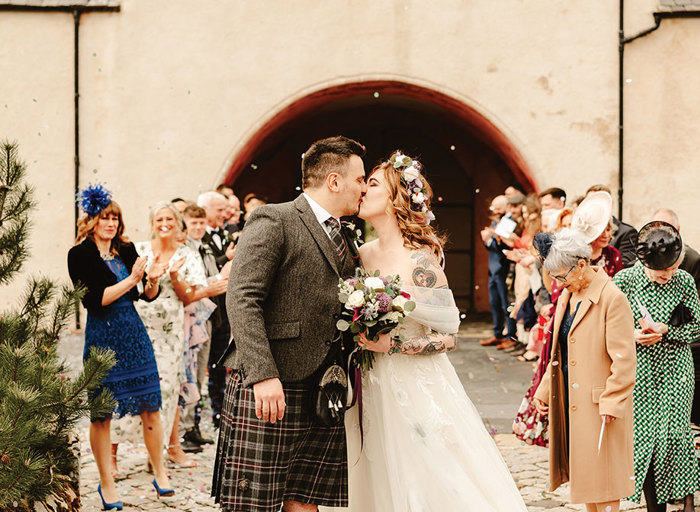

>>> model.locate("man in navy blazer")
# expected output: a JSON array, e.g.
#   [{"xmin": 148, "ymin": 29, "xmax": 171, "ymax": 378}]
[{"xmin": 480, "ymin": 195, "xmax": 516, "ymax": 347}]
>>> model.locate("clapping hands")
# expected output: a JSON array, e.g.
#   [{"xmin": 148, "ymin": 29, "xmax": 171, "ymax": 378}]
[
  {"xmin": 220, "ymin": 260, "xmax": 232, "ymax": 280},
  {"xmin": 146, "ymin": 254, "xmax": 167, "ymax": 284},
  {"xmin": 225, "ymin": 242, "xmax": 236, "ymax": 261},
  {"xmin": 168, "ymin": 257, "xmax": 186, "ymax": 282},
  {"xmin": 129, "ymin": 257, "xmax": 148, "ymax": 284},
  {"xmin": 206, "ymin": 278, "xmax": 228, "ymax": 297}
]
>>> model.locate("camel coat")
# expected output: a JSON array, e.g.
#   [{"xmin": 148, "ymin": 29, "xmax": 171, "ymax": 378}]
[{"xmin": 534, "ymin": 267, "xmax": 636, "ymax": 503}]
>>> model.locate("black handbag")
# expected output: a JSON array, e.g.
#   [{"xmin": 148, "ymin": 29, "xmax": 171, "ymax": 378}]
[
  {"xmin": 670, "ymin": 302, "xmax": 694, "ymax": 328},
  {"xmin": 309, "ymin": 335, "xmax": 349, "ymax": 427}
]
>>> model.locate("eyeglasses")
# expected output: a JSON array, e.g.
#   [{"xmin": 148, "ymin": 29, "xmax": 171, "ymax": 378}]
[{"xmin": 547, "ymin": 265, "xmax": 577, "ymax": 283}]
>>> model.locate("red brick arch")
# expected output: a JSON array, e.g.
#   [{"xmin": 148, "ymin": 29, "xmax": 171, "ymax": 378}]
[{"xmin": 224, "ymin": 80, "xmax": 537, "ymax": 192}]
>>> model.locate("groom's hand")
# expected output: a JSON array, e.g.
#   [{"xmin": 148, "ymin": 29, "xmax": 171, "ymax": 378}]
[{"xmin": 253, "ymin": 378, "xmax": 286, "ymax": 424}]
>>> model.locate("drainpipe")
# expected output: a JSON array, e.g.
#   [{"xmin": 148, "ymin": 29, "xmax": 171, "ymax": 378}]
[
  {"xmin": 73, "ymin": 9, "xmax": 80, "ymax": 240},
  {"xmin": 0, "ymin": 3, "xmax": 120, "ymax": 232},
  {"xmin": 0, "ymin": 3, "xmax": 120, "ymax": 328},
  {"xmin": 618, "ymin": 6, "xmax": 700, "ymax": 220}
]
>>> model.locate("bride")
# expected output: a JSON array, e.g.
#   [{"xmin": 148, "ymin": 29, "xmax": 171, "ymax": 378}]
[{"xmin": 329, "ymin": 152, "xmax": 528, "ymax": 511}]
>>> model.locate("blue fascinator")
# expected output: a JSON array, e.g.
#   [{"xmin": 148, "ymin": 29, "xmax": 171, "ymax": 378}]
[
  {"xmin": 533, "ymin": 231, "xmax": 553, "ymax": 261},
  {"xmin": 76, "ymin": 183, "xmax": 112, "ymax": 216}
]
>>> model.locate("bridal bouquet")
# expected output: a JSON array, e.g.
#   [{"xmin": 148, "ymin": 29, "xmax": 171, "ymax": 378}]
[{"xmin": 337, "ymin": 268, "xmax": 416, "ymax": 370}]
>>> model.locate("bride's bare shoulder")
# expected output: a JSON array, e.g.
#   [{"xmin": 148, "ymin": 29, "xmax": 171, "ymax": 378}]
[
  {"xmin": 406, "ymin": 247, "xmax": 449, "ymax": 289},
  {"xmin": 358, "ymin": 239, "xmax": 378, "ymax": 258}
]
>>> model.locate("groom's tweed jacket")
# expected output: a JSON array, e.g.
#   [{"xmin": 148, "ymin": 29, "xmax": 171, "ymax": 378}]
[{"xmin": 221, "ymin": 194, "xmax": 358, "ymax": 387}]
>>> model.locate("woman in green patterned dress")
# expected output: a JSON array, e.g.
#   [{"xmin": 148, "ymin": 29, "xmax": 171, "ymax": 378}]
[{"xmin": 613, "ymin": 221, "xmax": 700, "ymax": 512}]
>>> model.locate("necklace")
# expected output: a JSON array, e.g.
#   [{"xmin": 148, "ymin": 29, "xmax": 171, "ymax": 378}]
[{"xmin": 100, "ymin": 253, "xmax": 115, "ymax": 261}]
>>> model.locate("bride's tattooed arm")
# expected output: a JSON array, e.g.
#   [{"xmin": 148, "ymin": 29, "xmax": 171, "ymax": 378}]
[
  {"xmin": 410, "ymin": 249, "xmax": 448, "ymax": 289},
  {"xmin": 390, "ymin": 332, "xmax": 457, "ymax": 355}
]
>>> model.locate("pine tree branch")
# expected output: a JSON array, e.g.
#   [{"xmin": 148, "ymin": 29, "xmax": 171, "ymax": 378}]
[
  {"xmin": 0, "ymin": 457, "xmax": 30, "ymax": 494},
  {"xmin": 40, "ymin": 349, "xmax": 114, "ymax": 411}
]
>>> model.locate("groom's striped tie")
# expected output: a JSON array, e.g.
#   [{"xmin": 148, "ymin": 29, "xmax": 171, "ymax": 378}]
[{"xmin": 325, "ymin": 218, "xmax": 347, "ymax": 259}]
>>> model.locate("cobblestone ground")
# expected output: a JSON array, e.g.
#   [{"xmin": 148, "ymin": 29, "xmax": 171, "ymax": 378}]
[{"xmin": 60, "ymin": 326, "xmax": 698, "ymax": 511}]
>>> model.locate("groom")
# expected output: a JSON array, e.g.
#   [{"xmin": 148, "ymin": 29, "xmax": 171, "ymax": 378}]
[{"xmin": 212, "ymin": 136, "xmax": 367, "ymax": 512}]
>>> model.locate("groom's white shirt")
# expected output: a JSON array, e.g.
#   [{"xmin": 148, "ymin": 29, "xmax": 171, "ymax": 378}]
[{"xmin": 303, "ymin": 192, "xmax": 338, "ymax": 241}]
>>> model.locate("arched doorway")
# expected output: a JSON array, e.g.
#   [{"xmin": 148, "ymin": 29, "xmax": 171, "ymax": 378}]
[{"xmin": 224, "ymin": 81, "xmax": 536, "ymax": 313}]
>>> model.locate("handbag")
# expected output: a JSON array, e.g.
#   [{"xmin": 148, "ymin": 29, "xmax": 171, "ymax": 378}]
[
  {"xmin": 670, "ymin": 302, "xmax": 694, "ymax": 328},
  {"xmin": 309, "ymin": 334, "xmax": 349, "ymax": 427}
]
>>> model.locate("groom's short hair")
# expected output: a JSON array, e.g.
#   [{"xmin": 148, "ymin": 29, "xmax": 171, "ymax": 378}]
[{"xmin": 301, "ymin": 136, "xmax": 365, "ymax": 189}]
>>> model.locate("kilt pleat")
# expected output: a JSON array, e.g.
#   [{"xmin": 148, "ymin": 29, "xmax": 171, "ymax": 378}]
[{"xmin": 212, "ymin": 372, "xmax": 348, "ymax": 512}]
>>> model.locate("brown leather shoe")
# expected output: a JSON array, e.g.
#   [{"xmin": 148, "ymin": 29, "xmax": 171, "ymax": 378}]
[
  {"xmin": 496, "ymin": 339, "xmax": 517, "ymax": 350},
  {"xmin": 480, "ymin": 337, "xmax": 503, "ymax": 346}
]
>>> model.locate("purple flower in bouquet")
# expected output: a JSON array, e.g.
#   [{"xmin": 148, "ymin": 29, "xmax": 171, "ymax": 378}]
[{"xmin": 375, "ymin": 292, "xmax": 392, "ymax": 313}]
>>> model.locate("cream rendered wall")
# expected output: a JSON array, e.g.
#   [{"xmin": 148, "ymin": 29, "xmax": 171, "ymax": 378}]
[
  {"xmin": 624, "ymin": 14, "xmax": 700, "ymax": 245},
  {"xmin": 6, "ymin": 1, "xmax": 687, "ymax": 307},
  {"xmin": 77, "ymin": 0, "xmax": 621, "ymax": 218},
  {"xmin": 0, "ymin": 12, "xmax": 75, "ymax": 306}
]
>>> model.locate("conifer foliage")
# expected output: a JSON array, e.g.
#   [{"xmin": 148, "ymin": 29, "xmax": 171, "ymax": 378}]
[{"xmin": 0, "ymin": 141, "xmax": 115, "ymax": 511}]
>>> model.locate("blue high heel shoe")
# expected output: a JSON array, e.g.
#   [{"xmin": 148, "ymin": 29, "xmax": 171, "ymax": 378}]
[
  {"xmin": 152, "ymin": 477, "xmax": 175, "ymax": 498},
  {"xmin": 97, "ymin": 484, "xmax": 123, "ymax": 511}
]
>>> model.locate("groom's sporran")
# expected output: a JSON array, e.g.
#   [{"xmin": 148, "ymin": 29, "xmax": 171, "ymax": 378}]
[
  {"xmin": 310, "ymin": 218, "xmax": 362, "ymax": 427},
  {"xmin": 212, "ymin": 136, "xmax": 366, "ymax": 512}
]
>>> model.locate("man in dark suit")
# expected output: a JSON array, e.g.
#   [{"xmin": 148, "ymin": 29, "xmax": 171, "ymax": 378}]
[
  {"xmin": 587, "ymin": 185, "xmax": 638, "ymax": 267},
  {"xmin": 212, "ymin": 136, "xmax": 366, "ymax": 512},
  {"xmin": 480, "ymin": 195, "xmax": 517, "ymax": 347},
  {"xmin": 197, "ymin": 190, "xmax": 235, "ymax": 426}
]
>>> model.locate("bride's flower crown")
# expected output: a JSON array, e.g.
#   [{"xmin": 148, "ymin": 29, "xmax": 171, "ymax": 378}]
[{"xmin": 388, "ymin": 152, "xmax": 436, "ymax": 225}]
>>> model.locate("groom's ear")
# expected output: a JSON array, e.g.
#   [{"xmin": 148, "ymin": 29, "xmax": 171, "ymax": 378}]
[{"xmin": 326, "ymin": 171, "xmax": 341, "ymax": 193}]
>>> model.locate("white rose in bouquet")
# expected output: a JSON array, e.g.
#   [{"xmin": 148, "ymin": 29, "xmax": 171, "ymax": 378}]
[
  {"xmin": 392, "ymin": 295, "xmax": 409, "ymax": 311},
  {"xmin": 384, "ymin": 311, "xmax": 401, "ymax": 323},
  {"xmin": 364, "ymin": 276, "xmax": 386, "ymax": 291},
  {"xmin": 346, "ymin": 290, "xmax": 366, "ymax": 309}
]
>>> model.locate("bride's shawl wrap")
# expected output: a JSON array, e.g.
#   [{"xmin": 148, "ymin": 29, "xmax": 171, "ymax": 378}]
[{"xmin": 401, "ymin": 285, "xmax": 461, "ymax": 334}]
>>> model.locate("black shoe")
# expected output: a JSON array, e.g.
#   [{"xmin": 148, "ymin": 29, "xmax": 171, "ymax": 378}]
[
  {"xmin": 180, "ymin": 438, "xmax": 203, "ymax": 454},
  {"xmin": 184, "ymin": 426, "xmax": 214, "ymax": 446}
]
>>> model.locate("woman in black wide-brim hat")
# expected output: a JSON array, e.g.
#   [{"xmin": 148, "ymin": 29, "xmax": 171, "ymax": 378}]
[{"xmin": 613, "ymin": 221, "xmax": 700, "ymax": 512}]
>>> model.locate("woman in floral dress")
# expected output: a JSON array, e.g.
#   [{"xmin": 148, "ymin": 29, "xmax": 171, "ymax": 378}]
[
  {"xmin": 614, "ymin": 221, "xmax": 700, "ymax": 512},
  {"xmin": 111, "ymin": 202, "xmax": 207, "ymax": 469}
]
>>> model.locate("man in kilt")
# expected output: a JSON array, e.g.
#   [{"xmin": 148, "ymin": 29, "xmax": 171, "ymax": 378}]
[{"xmin": 212, "ymin": 136, "xmax": 367, "ymax": 512}]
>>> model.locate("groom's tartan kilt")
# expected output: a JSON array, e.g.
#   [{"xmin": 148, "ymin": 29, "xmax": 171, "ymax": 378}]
[{"xmin": 212, "ymin": 372, "xmax": 348, "ymax": 512}]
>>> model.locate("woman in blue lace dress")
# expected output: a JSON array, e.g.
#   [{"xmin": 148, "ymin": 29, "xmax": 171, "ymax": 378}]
[{"xmin": 68, "ymin": 187, "xmax": 174, "ymax": 509}]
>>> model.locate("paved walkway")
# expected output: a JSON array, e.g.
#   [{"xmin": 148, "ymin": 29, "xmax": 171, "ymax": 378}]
[{"xmin": 61, "ymin": 325, "xmax": 696, "ymax": 511}]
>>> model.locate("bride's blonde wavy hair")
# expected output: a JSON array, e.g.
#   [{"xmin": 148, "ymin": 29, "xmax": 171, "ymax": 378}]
[{"xmin": 371, "ymin": 152, "xmax": 446, "ymax": 259}]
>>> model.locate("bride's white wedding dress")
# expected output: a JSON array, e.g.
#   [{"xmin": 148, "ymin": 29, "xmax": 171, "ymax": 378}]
[{"xmin": 326, "ymin": 285, "xmax": 528, "ymax": 512}]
